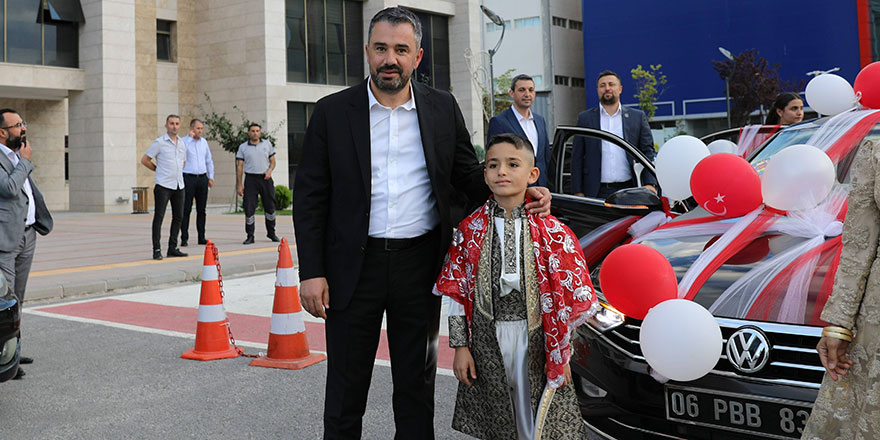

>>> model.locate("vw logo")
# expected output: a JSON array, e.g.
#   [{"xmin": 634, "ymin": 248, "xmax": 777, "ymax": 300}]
[{"xmin": 726, "ymin": 327, "xmax": 770, "ymax": 373}]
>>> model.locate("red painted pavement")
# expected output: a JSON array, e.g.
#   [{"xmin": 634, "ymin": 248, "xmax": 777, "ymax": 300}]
[{"xmin": 35, "ymin": 299, "xmax": 455, "ymax": 370}]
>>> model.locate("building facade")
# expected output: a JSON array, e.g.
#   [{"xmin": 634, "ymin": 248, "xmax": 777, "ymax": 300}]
[
  {"xmin": 480, "ymin": 0, "xmax": 585, "ymax": 137},
  {"xmin": 0, "ymin": 0, "xmax": 484, "ymax": 212}
]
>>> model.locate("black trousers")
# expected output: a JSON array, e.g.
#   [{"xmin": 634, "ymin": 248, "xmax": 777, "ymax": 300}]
[
  {"xmin": 323, "ymin": 231, "xmax": 442, "ymax": 439},
  {"xmin": 181, "ymin": 173, "xmax": 209, "ymax": 243},
  {"xmin": 243, "ymin": 173, "xmax": 276, "ymax": 237},
  {"xmin": 152, "ymin": 184, "xmax": 184, "ymax": 251}
]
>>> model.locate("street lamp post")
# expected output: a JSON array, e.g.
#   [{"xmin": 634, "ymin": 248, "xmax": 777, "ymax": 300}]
[
  {"xmin": 481, "ymin": 6, "xmax": 505, "ymax": 117},
  {"xmin": 719, "ymin": 47, "xmax": 735, "ymax": 128}
]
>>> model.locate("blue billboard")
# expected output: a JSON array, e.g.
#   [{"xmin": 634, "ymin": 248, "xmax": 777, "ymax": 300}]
[{"xmin": 581, "ymin": 0, "xmax": 868, "ymax": 118}]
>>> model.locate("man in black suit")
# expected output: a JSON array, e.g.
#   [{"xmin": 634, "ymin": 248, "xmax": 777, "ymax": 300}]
[
  {"xmin": 293, "ymin": 7, "xmax": 549, "ymax": 439},
  {"xmin": 0, "ymin": 108, "xmax": 53, "ymax": 379},
  {"xmin": 486, "ymin": 74, "xmax": 551, "ymax": 186},
  {"xmin": 571, "ymin": 70, "xmax": 657, "ymax": 198}
]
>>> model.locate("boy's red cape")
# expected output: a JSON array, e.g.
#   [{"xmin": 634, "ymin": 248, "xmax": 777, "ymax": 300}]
[{"xmin": 434, "ymin": 199, "xmax": 599, "ymax": 388}]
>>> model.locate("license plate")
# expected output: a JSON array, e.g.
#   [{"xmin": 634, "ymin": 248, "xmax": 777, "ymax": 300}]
[{"xmin": 665, "ymin": 385, "xmax": 812, "ymax": 439}]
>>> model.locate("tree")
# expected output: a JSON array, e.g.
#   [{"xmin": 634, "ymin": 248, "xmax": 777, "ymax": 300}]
[
  {"xmin": 631, "ymin": 64, "xmax": 668, "ymax": 120},
  {"xmin": 198, "ymin": 93, "xmax": 282, "ymax": 210},
  {"xmin": 713, "ymin": 49, "xmax": 783, "ymax": 126}
]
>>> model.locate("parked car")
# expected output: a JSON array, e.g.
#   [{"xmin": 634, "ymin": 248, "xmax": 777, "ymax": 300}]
[
  {"xmin": 548, "ymin": 116, "xmax": 880, "ymax": 439},
  {"xmin": 0, "ymin": 275, "xmax": 20, "ymax": 382}
]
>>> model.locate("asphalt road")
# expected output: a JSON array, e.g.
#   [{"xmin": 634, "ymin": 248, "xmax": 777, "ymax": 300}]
[{"xmin": 2, "ymin": 313, "xmax": 469, "ymax": 439}]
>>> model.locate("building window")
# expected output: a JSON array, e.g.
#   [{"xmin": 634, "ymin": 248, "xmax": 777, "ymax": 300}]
[
  {"xmin": 286, "ymin": 0, "xmax": 364, "ymax": 86},
  {"xmin": 552, "ymin": 16, "xmax": 566, "ymax": 27},
  {"xmin": 287, "ymin": 101, "xmax": 315, "ymax": 189},
  {"xmin": 157, "ymin": 19, "xmax": 174, "ymax": 62},
  {"xmin": 532, "ymin": 75, "xmax": 543, "ymax": 87},
  {"xmin": 486, "ymin": 20, "xmax": 510, "ymax": 33},
  {"xmin": 571, "ymin": 77, "xmax": 585, "ymax": 88},
  {"xmin": 514, "ymin": 17, "xmax": 540, "ymax": 29},
  {"xmin": 3, "ymin": 0, "xmax": 83, "ymax": 68},
  {"xmin": 569, "ymin": 20, "xmax": 583, "ymax": 31},
  {"xmin": 412, "ymin": 10, "xmax": 450, "ymax": 91},
  {"xmin": 554, "ymin": 75, "xmax": 569, "ymax": 86}
]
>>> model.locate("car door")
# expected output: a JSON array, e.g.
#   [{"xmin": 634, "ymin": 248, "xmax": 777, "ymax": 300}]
[{"xmin": 548, "ymin": 126, "xmax": 659, "ymax": 239}]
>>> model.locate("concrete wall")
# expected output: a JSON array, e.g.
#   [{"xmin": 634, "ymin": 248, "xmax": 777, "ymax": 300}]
[
  {"xmin": 550, "ymin": 0, "xmax": 585, "ymax": 127},
  {"xmin": 68, "ymin": 0, "xmax": 138, "ymax": 213}
]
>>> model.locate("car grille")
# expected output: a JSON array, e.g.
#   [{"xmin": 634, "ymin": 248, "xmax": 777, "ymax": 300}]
[{"xmin": 601, "ymin": 317, "xmax": 824, "ymax": 389}]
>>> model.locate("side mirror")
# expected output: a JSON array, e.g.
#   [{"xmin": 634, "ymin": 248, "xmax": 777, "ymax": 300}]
[{"xmin": 604, "ymin": 187, "xmax": 662, "ymax": 211}]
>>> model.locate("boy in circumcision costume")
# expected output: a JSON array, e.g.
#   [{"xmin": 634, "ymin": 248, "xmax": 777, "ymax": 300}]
[{"xmin": 434, "ymin": 133, "xmax": 600, "ymax": 439}]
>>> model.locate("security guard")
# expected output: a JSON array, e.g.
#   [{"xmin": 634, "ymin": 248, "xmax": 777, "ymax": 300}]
[{"xmin": 235, "ymin": 123, "xmax": 279, "ymax": 244}]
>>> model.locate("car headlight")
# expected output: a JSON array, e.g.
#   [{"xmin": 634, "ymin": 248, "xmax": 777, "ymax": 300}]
[
  {"xmin": 587, "ymin": 301, "xmax": 625, "ymax": 332},
  {"xmin": 0, "ymin": 336, "xmax": 18, "ymax": 365}
]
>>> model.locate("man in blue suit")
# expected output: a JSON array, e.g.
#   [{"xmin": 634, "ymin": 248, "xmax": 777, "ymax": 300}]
[
  {"xmin": 487, "ymin": 74, "xmax": 551, "ymax": 186},
  {"xmin": 571, "ymin": 70, "xmax": 657, "ymax": 198}
]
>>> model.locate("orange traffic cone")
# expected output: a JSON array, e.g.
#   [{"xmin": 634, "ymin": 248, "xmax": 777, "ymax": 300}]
[
  {"xmin": 250, "ymin": 238, "xmax": 326, "ymax": 369},
  {"xmin": 182, "ymin": 241, "xmax": 240, "ymax": 361}
]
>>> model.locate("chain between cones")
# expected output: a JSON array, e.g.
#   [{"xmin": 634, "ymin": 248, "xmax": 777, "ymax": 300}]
[{"xmin": 213, "ymin": 245, "xmax": 257, "ymax": 358}]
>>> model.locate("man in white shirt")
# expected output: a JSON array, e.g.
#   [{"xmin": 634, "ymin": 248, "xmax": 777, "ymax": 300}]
[
  {"xmin": 571, "ymin": 70, "xmax": 658, "ymax": 198},
  {"xmin": 141, "ymin": 115, "xmax": 188, "ymax": 260},
  {"xmin": 0, "ymin": 108, "xmax": 53, "ymax": 379},
  {"xmin": 179, "ymin": 119, "xmax": 214, "ymax": 247},
  {"xmin": 486, "ymin": 74, "xmax": 551, "ymax": 186}
]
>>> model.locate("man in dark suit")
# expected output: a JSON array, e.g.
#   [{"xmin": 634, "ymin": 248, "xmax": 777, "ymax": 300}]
[
  {"xmin": 0, "ymin": 108, "xmax": 53, "ymax": 380},
  {"xmin": 293, "ymin": 7, "xmax": 549, "ymax": 439},
  {"xmin": 487, "ymin": 74, "xmax": 551, "ymax": 186},
  {"xmin": 571, "ymin": 70, "xmax": 657, "ymax": 198}
]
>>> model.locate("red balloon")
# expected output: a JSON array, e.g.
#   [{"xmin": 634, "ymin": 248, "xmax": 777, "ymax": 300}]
[
  {"xmin": 855, "ymin": 62, "xmax": 880, "ymax": 109},
  {"xmin": 599, "ymin": 244, "xmax": 678, "ymax": 320},
  {"xmin": 690, "ymin": 153, "xmax": 762, "ymax": 218}
]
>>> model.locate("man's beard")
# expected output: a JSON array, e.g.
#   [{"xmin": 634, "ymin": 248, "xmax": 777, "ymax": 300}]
[
  {"xmin": 370, "ymin": 64, "xmax": 410, "ymax": 92},
  {"xmin": 600, "ymin": 94, "xmax": 618, "ymax": 106},
  {"xmin": 6, "ymin": 132, "xmax": 23, "ymax": 150}
]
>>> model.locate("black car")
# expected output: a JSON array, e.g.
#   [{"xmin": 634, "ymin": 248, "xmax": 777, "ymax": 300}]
[
  {"xmin": 548, "ymin": 118, "xmax": 880, "ymax": 439},
  {"xmin": 0, "ymin": 274, "xmax": 21, "ymax": 382}
]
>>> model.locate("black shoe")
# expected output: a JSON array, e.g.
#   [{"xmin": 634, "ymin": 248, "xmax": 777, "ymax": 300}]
[
  {"xmin": 20, "ymin": 356, "xmax": 33, "ymax": 364},
  {"xmin": 242, "ymin": 236, "xmax": 255, "ymax": 245},
  {"xmin": 13, "ymin": 367, "xmax": 25, "ymax": 380},
  {"xmin": 153, "ymin": 250, "xmax": 163, "ymax": 260},
  {"xmin": 180, "ymin": 240, "xmax": 188, "ymax": 247},
  {"xmin": 267, "ymin": 234, "xmax": 280, "ymax": 242},
  {"xmin": 198, "ymin": 238, "xmax": 208, "ymax": 245},
  {"xmin": 167, "ymin": 248, "xmax": 188, "ymax": 257}
]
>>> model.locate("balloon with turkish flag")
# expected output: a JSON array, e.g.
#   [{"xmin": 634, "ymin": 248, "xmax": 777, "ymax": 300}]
[
  {"xmin": 855, "ymin": 61, "xmax": 880, "ymax": 109},
  {"xmin": 690, "ymin": 153, "xmax": 762, "ymax": 218},
  {"xmin": 599, "ymin": 244, "xmax": 678, "ymax": 320}
]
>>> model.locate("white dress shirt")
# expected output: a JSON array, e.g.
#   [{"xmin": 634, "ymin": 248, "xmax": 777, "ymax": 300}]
[
  {"xmin": 0, "ymin": 143, "xmax": 35, "ymax": 226},
  {"xmin": 599, "ymin": 103, "xmax": 632, "ymax": 183},
  {"xmin": 181, "ymin": 136, "xmax": 215, "ymax": 179},
  {"xmin": 367, "ymin": 81, "xmax": 438, "ymax": 238},
  {"xmin": 513, "ymin": 108, "xmax": 539, "ymax": 152},
  {"xmin": 145, "ymin": 133, "xmax": 186, "ymax": 190}
]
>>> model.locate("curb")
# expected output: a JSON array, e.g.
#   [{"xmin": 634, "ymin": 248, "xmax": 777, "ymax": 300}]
[{"xmin": 25, "ymin": 263, "xmax": 278, "ymax": 304}]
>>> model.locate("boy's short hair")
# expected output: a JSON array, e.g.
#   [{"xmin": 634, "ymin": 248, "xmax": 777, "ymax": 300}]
[{"xmin": 486, "ymin": 133, "xmax": 536, "ymax": 166}]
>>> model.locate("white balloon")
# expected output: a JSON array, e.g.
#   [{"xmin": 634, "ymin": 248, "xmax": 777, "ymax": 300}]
[
  {"xmin": 639, "ymin": 299, "xmax": 722, "ymax": 382},
  {"xmin": 655, "ymin": 136, "xmax": 710, "ymax": 200},
  {"xmin": 805, "ymin": 74, "xmax": 857, "ymax": 116},
  {"xmin": 707, "ymin": 139, "xmax": 738, "ymax": 155},
  {"xmin": 761, "ymin": 144, "xmax": 835, "ymax": 211}
]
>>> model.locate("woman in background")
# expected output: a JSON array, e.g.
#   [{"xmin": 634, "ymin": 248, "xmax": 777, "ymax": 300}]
[{"xmin": 765, "ymin": 92, "xmax": 804, "ymax": 125}]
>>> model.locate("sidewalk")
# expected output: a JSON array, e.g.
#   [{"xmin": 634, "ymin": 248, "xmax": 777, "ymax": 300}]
[{"xmin": 24, "ymin": 207, "xmax": 294, "ymax": 303}]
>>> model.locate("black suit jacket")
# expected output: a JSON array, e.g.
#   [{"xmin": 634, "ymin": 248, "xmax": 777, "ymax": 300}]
[
  {"xmin": 293, "ymin": 80, "xmax": 490, "ymax": 311},
  {"xmin": 570, "ymin": 106, "xmax": 657, "ymax": 197}
]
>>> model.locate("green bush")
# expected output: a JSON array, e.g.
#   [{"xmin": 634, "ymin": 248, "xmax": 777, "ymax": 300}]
[{"xmin": 275, "ymin": 185, "xmax": 292, "ymax": 210}]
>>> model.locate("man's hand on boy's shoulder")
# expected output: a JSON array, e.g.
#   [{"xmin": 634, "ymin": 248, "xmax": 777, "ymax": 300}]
[
  {"xmin": 301, "ymin": 277, "xmax": 330, "ymax": 319},
  {"xmin": 525, "ymin": 187, "xmax": 552, "ymax": 218}
]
